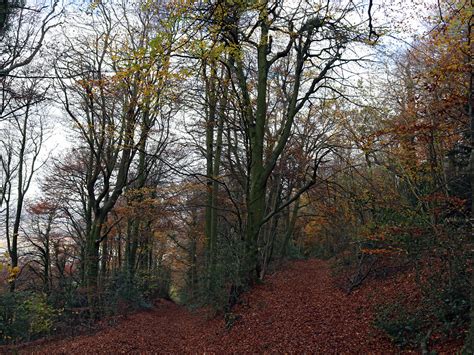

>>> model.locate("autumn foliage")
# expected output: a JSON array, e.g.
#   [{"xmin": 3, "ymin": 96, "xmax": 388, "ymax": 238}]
[{"xmin": 0, "ymin": 0, "xmax": 471, "ymax": 352}]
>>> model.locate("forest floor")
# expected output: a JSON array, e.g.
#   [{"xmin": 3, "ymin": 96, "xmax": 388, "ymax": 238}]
[{"xmin": 15, "ymin": 259, "xmax": 463, "ymax": 354}]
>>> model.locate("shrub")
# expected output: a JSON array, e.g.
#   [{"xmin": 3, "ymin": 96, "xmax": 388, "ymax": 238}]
[
  {"xmin": 0, "ymin": 291, "xmax": 56, "ymax": 344},
  {"xmin": 424, "ymin": 268, "xmax": 470, "ymax": 337},
  {"xmin": 373, "ymin": 300, "xmax": 426, "ymax": 348},
  {"xmin": 373, "ymin": 259, "xmax": 469, "ymax": 349},
  {"xmin": 286, "ymin": 242, "xmax": 306, "ymax": 260},
  {"xmin": 182, "ymin": 237, "xmax": 246, "ymax": 313},
  {"xmin": 100, "ymin": 268, "xmax": 172, "ymax": 316}
]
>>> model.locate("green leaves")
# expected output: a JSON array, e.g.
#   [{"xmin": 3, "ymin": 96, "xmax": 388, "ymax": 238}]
[{"xmin": 0, "ymin": 292, "xmax": 56, "ymax": 344}]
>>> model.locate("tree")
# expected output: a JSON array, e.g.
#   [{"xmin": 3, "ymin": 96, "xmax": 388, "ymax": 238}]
[
  {"xmin": 0, "ymin": 0, "xmax": 60, "ymax": 78},
  {"xmin": 24, "ymin": 198, "xmax": 61, "ymax": 293},
  {"xmin": 201, "ymin": 0, "xmax": 369, "ymax": 282},
  {"xmin": 293, "ymin": 1, "xmax": 472, "ymax": 347},
  {"xmin": 53, "ymin": 0, "xmax": 182, "ymax": 306},
  {"xmin": 0, "ymin": 77, "xmax": 48, "ymax": 291}
]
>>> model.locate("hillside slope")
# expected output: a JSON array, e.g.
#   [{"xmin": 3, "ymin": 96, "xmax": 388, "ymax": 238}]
[{"xmin": 20, "ymin": 259, "xmax": 461, "ymax": 353}]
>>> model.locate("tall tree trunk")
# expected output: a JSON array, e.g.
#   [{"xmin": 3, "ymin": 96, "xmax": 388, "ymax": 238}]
[
  {"xmin": 245, "ymin": 7, "xmax": 269, "ymax": 283},
  {"xmin": 280, "ymin": 197, "xmax": 300, "ymax": 259},
  {"xmin": 126, "ymin": 220, "xmax": 139, "ymax": 277},
  {"xmin": 204, "ymin": 61, "xmax": 218, "ymax": 290},
  {"xmin": 9, "ymin": 106, "xmax": 31, "ymax": 292},
  {"xmin": 124, "ymin": 122, "xmax": 149, "ymax": 279},
  {"xmin": 204, "ymin": 53, "xmax": 227, "ymax": 292},
  {"xmin": 101, "ymin": 235, "xmax": 108, "ymax": 280},
  {"xmin": 465, "ymin": 14, "xmax": 474, "ymax": 354},
  {"xmin": 261, "ymin": 174, "xmax": 282, "ymax": 279},
  {"xmin": 85, "ymin": 213, "xmax": 107, "ymax": 313},
  {"xmin": 43, "ymin": 216, "xmax": 52, "ymax": 294}
]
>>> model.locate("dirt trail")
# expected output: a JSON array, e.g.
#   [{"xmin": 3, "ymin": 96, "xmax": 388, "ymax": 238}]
[{"xmin": 17, "ymin": 259, "xmax": 459, "ymax": 353}]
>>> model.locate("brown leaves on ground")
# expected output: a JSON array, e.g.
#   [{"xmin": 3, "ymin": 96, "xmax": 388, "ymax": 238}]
[{"xmin": 19, "ymin": 259, "xmax": 462, "ymax": 354}]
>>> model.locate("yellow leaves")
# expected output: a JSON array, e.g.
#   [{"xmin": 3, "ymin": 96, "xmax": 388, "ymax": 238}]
[
  {"xmin": 303, "ymin": 217, "xmax": 327, "ymax": 236},
  {"xmin": 89, "ymin": 0, "xmax": 101, "ymax": 11},
  {"xmin": 360, "ymin": 139, "xmax": 374, "ymax": 155},
  {"xmin": 360, "ymin": 37, "xmax": 378, "ymax": 46},
  {"xmin": 0, "ymin": 252, "xmax": 21, "ymax": 284},
  {"xmin": 7, "ymin": 265, "xmax": 20, "ymax": 284}
]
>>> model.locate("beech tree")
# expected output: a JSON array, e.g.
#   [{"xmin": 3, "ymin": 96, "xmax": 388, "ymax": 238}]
[
  {"xmin": 195, "ymin": 0, "xmax": 371, "ymax": 282},
  {"xmin": 0, "ymin": 0, "xmax": 470, "ymax": 351},
  {"xmin": 53, "ymin": 1, "xmax": 181, "ymax": 305},
  {"xmin": 0, "ymin": 78, "xmax": 48, "ymax": 291}
]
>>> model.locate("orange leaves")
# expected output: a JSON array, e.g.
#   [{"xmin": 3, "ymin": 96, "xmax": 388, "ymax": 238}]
[
  {"xmin": 370, "ymin": 4, "xmax": 470, "ymax": 188},
  {"xmin": 24, "ymin": 260, "xmax": 391, "ymax": 353},
  {"xmin": 360, "ymin": 247, "xmax": 403, "ymax": 256},
  {"xmin": 422, "ymin": 193, "xmax": 467, "ymax": 218},
  {"xmin": 27, "ymin": 200, "xmax": 58, "ymax": 216},
  {"xmin": 303, "ymin": 216, "xmax": 328, "ymax": 236},
  {"xmin": 26, "ymin": 258, "xmax": 463, "ymax": 353}
]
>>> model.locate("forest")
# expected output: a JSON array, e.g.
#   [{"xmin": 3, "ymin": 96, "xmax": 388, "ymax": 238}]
[{"xmin": 0, "ymin": 0, "xmax": 472, "ymax": 353}]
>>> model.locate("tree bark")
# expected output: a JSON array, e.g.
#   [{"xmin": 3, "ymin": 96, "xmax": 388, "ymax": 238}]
[{"xmin": 465, "ymin": 13, "xmax": 474, "ymax": 354}]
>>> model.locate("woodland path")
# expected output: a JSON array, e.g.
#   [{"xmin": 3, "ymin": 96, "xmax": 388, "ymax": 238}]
[{"xmin": 18, "ymin": 259, "xmax": 458, "ymax": 353}]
